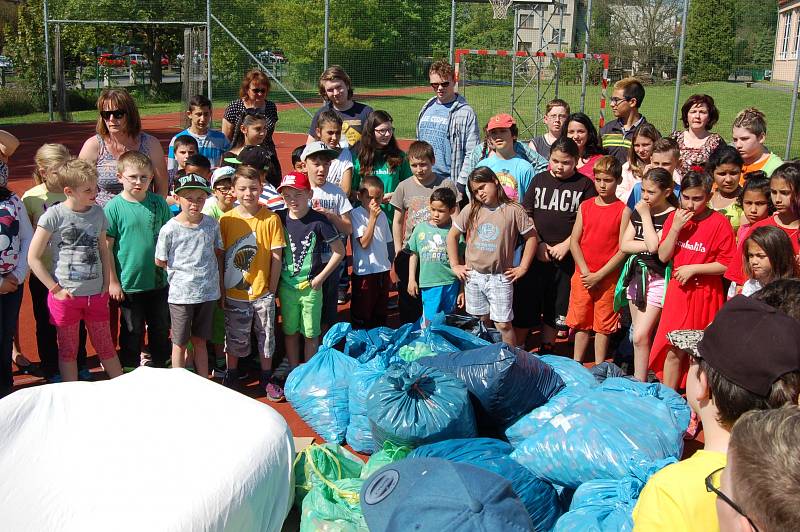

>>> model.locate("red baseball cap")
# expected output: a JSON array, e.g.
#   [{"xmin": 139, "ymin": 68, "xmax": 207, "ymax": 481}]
[
  {"xmin": 487, "ymin": 113, "xmax": 516, "ymax": 131},
  {"xmin": 278, "ymin": 171, "xmax": 311, "ymax": 192}
]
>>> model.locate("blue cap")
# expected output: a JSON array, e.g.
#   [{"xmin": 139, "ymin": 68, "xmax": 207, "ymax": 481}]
[{"xmin": 360, "ymin": 457, "xmax": 533, "ymax": 531}]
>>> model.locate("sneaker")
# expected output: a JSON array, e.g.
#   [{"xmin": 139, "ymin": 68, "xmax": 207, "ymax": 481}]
[
  {"xmin": 273, "ymin": 359, "xmax": 291, "ymax": 381},
  {"xmin": 222, "ymin": 368, "xmax": 239, "ymax": 389},
  {"xmin": 78, "ymin": 368, "xmax": 93, "ymax": 381},
  {"xmin": 337, "ymin": 288, "xmax": 349, "ymax": 305},
  {"xmin": 266, "ymin": 380, "xmax": 285, "ymax": 402}
]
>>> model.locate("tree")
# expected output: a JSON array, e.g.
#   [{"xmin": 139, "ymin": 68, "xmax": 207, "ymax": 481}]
[
  {"xmin": 609, "ymin": 0, "xmax": 682, "ymax": 76},
  {"xmin": 684, "ymin": 0, "xmax": 735, "ymax": 82},
  {"xmin": 3, "ymin": 0, "xmax": 48, "ymax": 106}
]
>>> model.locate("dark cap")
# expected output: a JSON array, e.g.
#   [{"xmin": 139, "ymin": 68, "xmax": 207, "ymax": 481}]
[
  {"xmin": 173, "ymin": 172, "xmax": 211, "ymax": 194},
  {"xmin": 667, "ymin": 295, "xmax": 800, "ymax": 397},
  {"xmin": 223, "ymin": 145, "xmax": 274, "ymax": 171}
]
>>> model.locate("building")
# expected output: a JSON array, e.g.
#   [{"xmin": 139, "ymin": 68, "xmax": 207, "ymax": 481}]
[
  {"xmin": 515, "ymin": 0, "xmax": 580, "ymax": 54},
  {"xmin": 773, "ymin": 0, "xmax": 800, "ymax": 82}
]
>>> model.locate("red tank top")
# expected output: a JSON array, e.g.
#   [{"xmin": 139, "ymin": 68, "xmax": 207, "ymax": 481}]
[{"xmin": 578, "ymin": 197, "xmax": 626, "ymax": 271}]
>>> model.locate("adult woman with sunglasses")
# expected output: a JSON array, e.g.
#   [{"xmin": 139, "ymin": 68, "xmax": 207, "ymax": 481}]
[
  {"xmin": 78, "ymin": 89, "xmax": 169, "ymax": 206},
  {"xmin": 222, "ymin": 69, "xmax": 279, "ymax": 161}
]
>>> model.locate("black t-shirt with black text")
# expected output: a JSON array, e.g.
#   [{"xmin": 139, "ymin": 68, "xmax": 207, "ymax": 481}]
[{"xmin": 522, "ymin": 170, "xmax": 597, "ymax": 245}]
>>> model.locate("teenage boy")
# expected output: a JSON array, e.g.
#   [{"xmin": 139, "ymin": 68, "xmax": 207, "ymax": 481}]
[
  {"xmin": 417, "ymin": 60, "xmax": 480, "ymax": 194},
  {"xmin": 105, "ymin": 151, "xmax": 172, "ymax": 369},
  {"xmin": 529, "ymin": 98, "xmax": 570, "ymax": 159},
  {"xmin": 306, "ymin": 66, "xmax": 374, "ymax": 147},
  {"xmin": 277, "ymin": 172, "xmax": 345, "ymax": 379},
  {"xmin": 220, "ymin": 164, "xmax": 285, "ymax": 397},
  {"xmin": 391, "ymin": 141, "xmax": 460, "ymax": 323},
  {"xmin": 476, "ymin": 113, "xmax": 535, "ymax": 202},
  {"xmin": 626, "ymin": 138, "xmax": 681, "ymax": 209},
  {"xmin": 632, "ymin": 295, "xmax": 800, "ymax": 531},
  {"xmin": 168, "ymin": 94, "xmax": 230, "ymax": 169},
  {"xmin": 600, "ymin": 77, "xmax": 659, "ymax": 164}
]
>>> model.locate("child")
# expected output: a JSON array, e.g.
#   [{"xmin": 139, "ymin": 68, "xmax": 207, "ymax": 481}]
[
  {"xmin": 529, "ymin": 98, "xmax": 570, "ymax": 159},
  {"xmin": 600, "ymin": 77, "xmax": 657, "ymax": 164},
  {"xmin": 219, "ymin": 164, "xmax": 285, "ymax": 397},
  {"xmin": 391, "ymin": 141, "xmax": 460, "ymax": 323},
  {"xmin": 464, "ymin": 120, "xmax": 548, "ymax": 185},
  {"xmin": 706, "ymin": 145, "xmax": 744, "ymax": 233},
  {"xmin": 729, "ymin": 226, "xmax": 795, "ymax": 297},
  {"xmin": 626, "ymin": 137, "xmax": 681, "ymax": 209},
  {"xmin": 566, "ymin": 156, "xmax": 629, "ymax": 364},
  {"xmin": 618, "ymin": 123, "xmax": 661, "ymax": 202},
  {"xmin": 168, "ymin": 135, "xmax": 198, "ymax": 191},
  {"xmin": 314, "ymin": 110, "xmax": 354, "ymax": 194},
  {"xmin": 184, "ymin": 153, "xmax": 212, "ymax": 181},
  {"xmin": 732, "ymin": 108, "xmax": 783, "ymax": 178},
  {"xmin": 617, "ymin": 167, "xmax": 678, "ymax": 382},
  {"xmin": 307, "ymin": 65, "xmax": 374, "ymax": 147},
  {"xmin": 408, "ymin": 187, "xmax": 465, "ymax": 327},
  {"xmin": 291, "ymin": 145, "xmax": 305, "ymax": 173},
  {"xmin": 562, "ymin": 113, "xmax": 605, "ymax": 178},
  {"xmin": 350, "ymin": 175, "xmax": 393, "ymax": 329},
  {"xmin": 448, "ymin": 167, "xmax": 537, "ymax": 346},
  {"xmin": 518, "ymin": 137, "xmax": 597, "ymax": 350},
  {"xmin": 27, "ymin": 158, "xmax": 123, "ymax": 382},
  {"xmin": 302, "ymin": 142, "xmax": 353, "ymax": 330},
  {"xmin": 224, "ymin": 109, "xmax": 268, "ymax": 160},
  {"xmin": 105, "ymin": 151, "xmax": 173, "ymax": 369},
  {"xmin": 167, "ymin": 94, "xmax": 230, "ymax": 169},
  {"xmin": 277, "ymin": 172, "xmax": 345, "ymax": 384},
  {"xmin": 203, "ymin": 166, "xmax": 236, "ymax": 219},
  {"xmin": 736, "ymin": 171, "xmax": 772, "ymax": 242},
  {"xmin": 651, "ymin": 170, "xmax": 736, "ymax": 390},
  {"xmin": 155, "ymin": 173, "xmax": 222, "ymax": 378},
  {"xmin": 226, "ymin": 145, "xmax": 284, "ymax": 211},
  {"xmin": 476, "ymin": 113, "xmax": 535, "ymax": 202}
]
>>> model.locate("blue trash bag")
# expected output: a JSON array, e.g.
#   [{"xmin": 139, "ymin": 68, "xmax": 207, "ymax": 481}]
[
  {"xmin": 553, "ymin": 458, "xmax": 677, "ymax": 532},
  {"xmin": 419, "ymin": 343, "xmax": 564, "ymax": 433},
  {"xmin": 410, "ymin": 438, "xmax": 561, "ymax": 530},
  {"xmin": 505, "ymin": 386, "xmax": 586, "ymax": 447},
  {"xmin": 510, "ymin": 377, "xmax": 691, "ymax": 488},
  {"xmin": 590, "ymin": 361, "xmax": 627, "ymax": 384},
  {"xmin": 538, "ymin": 354, "xmax": 598, "ymax": 389},
  {"xmin": 285, "ymin": 326, "xmax": 359, "ymax": 444},
  {"xmin": 424, "ymin": 313, "xmax": 493, "ymax": 352},
  {"xmin": 367, "ymin": 362, "xmax": 477, "ymax": 448},
  {"xmin": 345, "ymin": 323, "xmax": 415, "ymax": 364},
  {"xmin": 345, "ymin": 357, "xmax": 390, "ymax": 454}
]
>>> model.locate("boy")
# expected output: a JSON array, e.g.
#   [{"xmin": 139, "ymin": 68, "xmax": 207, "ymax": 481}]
[
  {"xmin": 407, "ymin": 187, "xmax": 464, "ymax": 327},
  {"xmin": 314, "ymin": 110, "xmax": 354, "ymax": 194},
  {"xmin": 220, "ymin": 164, "xmax": 285, "ymax": 397},
  {"xmin": 226, "ymin": 145, "xmax": 286, "ymax": 212},
  {"xmin": 168, "ymin": 94, "xmax": 230, "ymax": 169},
  {"xmin": 632, "ymin": 295, "xmax": 800, "ymax": 531},
  {"xmin": 277, "ymin": 172, "xmax": 345, "ymax": 382},
  {"xmin": 155, "ymin": 173, "xmax": 222, "ymax": 378},
  {"xmin": 529, "ymin": 98, "xmax": 570, "ymax": 159},
  {"xmin": 476, "ymin": 113, "xmax": 535, "ymax": 202},
  {"xmin": 600, "ymin": 77, "xmax": 658, "ymax": 164},
  {"xmin": 626, "ymin": 137, "xmax": 681, "ymax": 209},
  {"xmin": 168, "ymin": 135, "xmax": 198, "ymax": 190},
  {"xmin": 566, "ymin": 156, "xmax": 629, "ymax": 364},
  {"xmin": 203, "ymin": 166, "xmax": 236, "ymax": 220},
  {"xmin": 291, "ymin": 145, "xmax": 306, "ymax": 173},
  {"xmin": 184, "ymin": 153, "xmax": 212, "ymax": 181},
  {"xmin": 350, "ymin": 175, "xmax": 392, "ymax": 329},
  {"xmin": 391, "ymin": 141, "xmax": 460, "ymax": 323},
  {"xmin": 303, "ymin": 142, "xmax": 353, "ymax": 330},
  {"xmin": 105, "ymin": 151, "xmax": 173, "ymax": 369}
]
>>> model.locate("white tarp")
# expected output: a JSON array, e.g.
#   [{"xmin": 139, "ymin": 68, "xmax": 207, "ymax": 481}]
[{"xmin": 0, "ymin": 367, "xmax": 294, "ymax": 532}]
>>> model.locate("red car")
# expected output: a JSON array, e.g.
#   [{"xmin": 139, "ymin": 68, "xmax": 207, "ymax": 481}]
[{"xmin": 98, "ymin": 53, "xmax": 125, "ymax": 68}]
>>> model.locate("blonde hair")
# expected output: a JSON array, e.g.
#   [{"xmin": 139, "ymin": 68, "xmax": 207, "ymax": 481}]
[
  {"xmin": 33, "ymin": 143, "xmax": 71, "ymax": 185},
  {"xmin": 55, "ymin": 158, "xmax": 98, "ymax": 190},
  {"xmin": 733, "ymin": 107, "xmax": 768, "ymax": 137},
  {"xmin": 116, "ymin": 150, "xmax": 153, "ymax": 175}
]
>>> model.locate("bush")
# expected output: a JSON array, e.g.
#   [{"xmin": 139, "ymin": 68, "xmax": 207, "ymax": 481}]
[{"xmin": 0, "ymin": 85, "xmax": 40, "ymax": 116}]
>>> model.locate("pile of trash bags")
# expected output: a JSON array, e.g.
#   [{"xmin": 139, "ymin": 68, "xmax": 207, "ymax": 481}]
[{"xmin": 286, "ymin": 315, "xmax": 691, "ymax": 531}]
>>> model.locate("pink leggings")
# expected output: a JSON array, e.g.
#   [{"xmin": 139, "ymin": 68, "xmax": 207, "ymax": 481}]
[{"xmin": 57, "ymin": 321, "xmax": 117, "ymax": 362}]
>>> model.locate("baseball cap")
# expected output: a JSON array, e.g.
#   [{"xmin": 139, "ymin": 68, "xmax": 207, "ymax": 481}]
[
  {"xmin": 211, "ymin": 166, "xmax": 235, "ymax": 187},
  {"xmin": 277, "ymin": 171, "xmax": 311, "ymax": 192},
  {"xmin": 300, "ymin": 141, "xmax": 338, "ymax": 162},
  {"xmin": 173, "ymin": 173, "xmax": 212, "ymax": 194},
  {"xmin": 360, "ymin": 457, "xmax": 533, "ymax": 532},
  {"xmin": 487, "ymin": 113, "xmax": 516, "ymax": 131},
  {"xmin": 667, "ymin": 295, "xmax": 800, "ymax": 397},
  {"xmin": 223, "ymin": 145, "xmax": 274, "ymax": 171}
]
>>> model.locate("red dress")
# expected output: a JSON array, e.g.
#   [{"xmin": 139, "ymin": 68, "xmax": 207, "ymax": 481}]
[
  {"xmin": 724, "ymin": 214, "xmax": 800, "ymax": 284},
  {"xmin": 649, "ymin": 210, "xmax": 735, "ymax": 382}
]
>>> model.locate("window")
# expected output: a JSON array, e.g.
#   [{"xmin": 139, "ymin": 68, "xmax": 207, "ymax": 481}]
[
  {"xmin": 782, "ymin": 12, "xmax": 792, "ymax": 59},
  {"xmin": 551, "ymin": 28, "xmax": 566, "ymax": 44},
  {"xmin": 795, "ymin": 11, "xmax": 800, "ymax": 58}
]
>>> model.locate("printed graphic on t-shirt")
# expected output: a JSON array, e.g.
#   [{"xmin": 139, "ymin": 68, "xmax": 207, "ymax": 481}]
[
  {"xmin": 415, "ymin": 229, "xmax": 448, "ymax": 264},
  {"xmin": 475, "ymin": 222, "xmax": 500, "ymax": 253},
  {"xmin": 496, "ymin": 171, "xmax": 519, "ymax": 202},
  {"xmin": 529, "ymin": 188, "xmax": 584, "ymax": 212},
  {"xmin": 0, "ymin": 203, "xmax": 19, "ymax": 274},
  {"xmin": 286, "ymin": 230, "xmax": 316, "ymax": 277},
  {"xmin": 342, "ymin": 122, "xmax": 362, "ymax": 146},
  {"xmin": 60, "ymin": 223, "xmax": 100, "ymax": 281},
  {"xmin": 224, "ymin": 231, "xmax": 257, "ymax": 293}
]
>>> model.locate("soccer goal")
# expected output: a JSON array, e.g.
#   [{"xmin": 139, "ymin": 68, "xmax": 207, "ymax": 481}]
[{"xmin": 455, "ymin": 48, "xmax": 610, "ymax": 139}]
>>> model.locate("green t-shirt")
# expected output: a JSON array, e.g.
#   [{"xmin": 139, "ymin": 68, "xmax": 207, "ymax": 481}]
[
  {"xmin": 104, "ymin": 192, "xmax": 172, "ymax": 292},
  {"xmin": 352, "ymin": 150, "xmax": 412, "ymax": 224},
  {"xmin": 407, "ymin": 221, "xmax": 464, "ymax": 288}
]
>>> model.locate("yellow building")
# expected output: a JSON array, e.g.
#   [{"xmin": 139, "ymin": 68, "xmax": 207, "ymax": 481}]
[{"xmin": 773, "ymin": 0, "xmax": 800, "ymax": 82}]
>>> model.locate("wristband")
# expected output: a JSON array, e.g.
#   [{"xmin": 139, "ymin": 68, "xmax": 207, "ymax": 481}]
[{"xmin": 49, "ymin": 284, "xmax": 61, "ymax": 294}]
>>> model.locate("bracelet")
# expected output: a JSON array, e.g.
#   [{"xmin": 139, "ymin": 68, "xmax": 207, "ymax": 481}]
[{"xmin": 49, "ymin": 284, "xmax": 61, "ymax": 294}]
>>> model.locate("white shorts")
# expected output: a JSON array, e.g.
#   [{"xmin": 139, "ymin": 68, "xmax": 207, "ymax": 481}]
[{"xmin": 465, "ymin": 271, "xmax": 514, "ymax": 324}]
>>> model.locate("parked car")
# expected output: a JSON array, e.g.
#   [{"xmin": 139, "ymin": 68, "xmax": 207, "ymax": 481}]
[
  {"xmin": 128, "ymin": 53, "xmax": 150, "ymax": 67},
  {"xmin": 256, "ymin": 50, "xmax": 285, "ymax": 64},
  {"xmin": 98, "ymin": 53, "xmax": 125, "ymax": 68},
  {"xmin": 0, "ymin": 55, "xmax": 13, "ymax": 71}
]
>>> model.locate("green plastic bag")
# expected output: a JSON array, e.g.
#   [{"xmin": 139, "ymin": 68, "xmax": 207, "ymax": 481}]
[
  {"xmin": 300, "ymin": 478, "xmax": 369, "ymax": 532},
  {"xmin": 294, "ymin": 443, "xmax": 363, "ymax": 505},
  {"xmin": 397, "ymin": 343, "xmax": 436, "ymax": 362},
  {"xmin": 360, "ymin": 442, "xmax": 412, "ymax": 480}
]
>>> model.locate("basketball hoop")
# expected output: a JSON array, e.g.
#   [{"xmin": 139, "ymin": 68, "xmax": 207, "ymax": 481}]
[{"xmin": 489, "ymin": 0, "xmax": 513, "ymax": 19}]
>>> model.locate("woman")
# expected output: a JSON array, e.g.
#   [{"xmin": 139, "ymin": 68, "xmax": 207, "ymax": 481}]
[
  {"xmin": 306, "ymin": 65, "xmax": 374, "ymax": 148},
  {"xmin": 78, "ymin": 89, "xmax": 168, "ymax": 206},
  {"xmin": 670, "ymin": 94, "xmax": 723, "ymax": 175},
  {"xmin": 560, "ymin": 112, "xmax": 605, "ymax": 178},
  {"xmin": 222, "ymin": 69, "xmax": 279, "ymax": 174}
]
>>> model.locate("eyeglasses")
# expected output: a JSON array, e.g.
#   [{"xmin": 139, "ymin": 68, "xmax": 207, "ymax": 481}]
[
  {"xmin": 121, "ymin": 174, "xmax": 151, "ymax": 183},
  {"xmin": 249, "ymin": 87, "xmax": 266, "ymax": 95},
  {"xmin": 214, "ymin": 185, "xmax": 233, "ymax": 194},
  {"xmin": 100, "ymin": 109, "xmax": 126, "ymax": 120},
  {"xmin": 430, "ymin": 81, "xmax": 451, "ymax": 89},
  {"xmin": 610, "ymin": 96, "xmax": 631, "ymax": 105},
  {"xmin": 546, "ymin": 113, "xmax": 568, "ymax": 120},
  {"xmin": 705, "ymin": 468, "xmax": 760, "ymax": 532},
  {"xmin": 374, "ymin": 127, "xmax": 395, "ymax": 136}
]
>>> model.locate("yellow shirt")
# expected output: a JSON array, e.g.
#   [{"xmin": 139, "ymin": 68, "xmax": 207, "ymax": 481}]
[
  {"xmin": 220, "ymin": 206, "xmax": 285, "ymax": 301},
  {"xmin": 633, "ymin": 450, "xmax": 726, "ymax": 532}
]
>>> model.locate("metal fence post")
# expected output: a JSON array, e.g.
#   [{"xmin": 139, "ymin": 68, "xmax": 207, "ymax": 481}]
[
  {"xmin": 43, "ymin": 0, "xmax": 54, "ymax": 122},
  {"xmin": 323, "ymin": 0, "xmax": 330, "ymax": 70},
  {"xmin": 449, "ymin": 0, "xmax": 456, "ymax": 64},
  {"xmin": 672, "ymin": 0, "xmax": 690, "ymax": 133},
  {"xmin": 206, "ymin": 0, "xmax": 212, "ymax": 103},
  {"xmin": 579, "ymin": 0, "xmax": 593, "ymax": 113},
  {"xmin": 785, "ymin": 51, "xmax": 800, "ymax": 160}
]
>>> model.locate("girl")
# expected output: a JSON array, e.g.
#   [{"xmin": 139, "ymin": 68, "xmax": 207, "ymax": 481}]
[
  {"xmin": 729, "ymin": 226, "xmax": 795, "ymax": 297},
  {"xmin": 225, "ymin": 109, "xmax": 268, "ymax": 158},
  {"xmin": 619, "ymin": 123, "xmax": 661, "ymax": 203},
  {"xmin": 447, "ymin": 167, "xmax": 538, "ymax": 347},
  {"xmin": 352, "ymin": 110, "xmax": 412, "ymax": 224},
  {"xmin": 559, "ymin": 112, "xmax": 606, "ymax": 178},
  {"xmin": 0, "ymin": 131, "xmax": 32, "ymax": 398},
  {"xmin": 706, "ymin": 145, "xmax": 744, "ymax": 233},
  {"xmin": 651, "ymin": 171, "xmax": 735, "ymax": 390},
  {"xmin": 736, "ymin": 172, "xmax": 772, "ymax": 243},
  {"xmin": 617, "ymin": 168, "xmax": 678, "ymax": 382},
  {"xmin": 732, "ymin": 108, "xmax": 783, "ymax": 179},
  {"xmin": 314, "ymin": 110, "xmax": 354, "ymax": 194}
]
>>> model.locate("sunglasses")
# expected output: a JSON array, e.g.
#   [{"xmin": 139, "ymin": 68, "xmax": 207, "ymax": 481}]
[
  {"xmin": 705, "ymin": 467, "xmax": 760, "ymax": 532},
  {"xmin": 244, "ymin": 108, "xmax": 267, "ymax": 119},
  {"xmin": 100, "ymin": 109, "xmax": 126, "ymax": 120},
  {"xmin": 250, "ymin": 87, "xmax": 266, "ymax": 95},
  {"xmin": 430, "ymin": 81, "xmax": 451, "ymax": 89}
]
